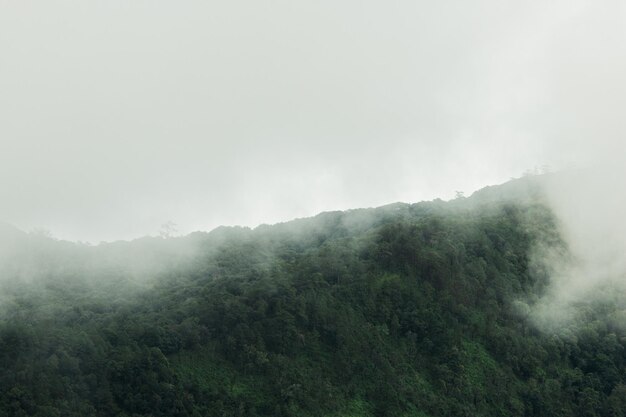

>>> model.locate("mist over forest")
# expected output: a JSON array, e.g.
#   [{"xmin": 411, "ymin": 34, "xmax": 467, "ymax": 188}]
[
  {"xmin": 2, "ymin": 1, "xmax": 626, "ymax": 416},
  {"xmin": 0, "ymin": 175, "xmax": 625, "ymax": 416}
]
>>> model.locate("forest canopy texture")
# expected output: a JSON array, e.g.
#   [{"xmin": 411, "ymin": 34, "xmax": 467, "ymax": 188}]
[{"xmin": 0, "ymin": 177, "xmax": 624, "ymax": 417}]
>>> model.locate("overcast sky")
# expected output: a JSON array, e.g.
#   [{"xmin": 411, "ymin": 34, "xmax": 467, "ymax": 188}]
[{"xmin": 1, "ymin": 1, "xmax": 625, "ymax": 242}]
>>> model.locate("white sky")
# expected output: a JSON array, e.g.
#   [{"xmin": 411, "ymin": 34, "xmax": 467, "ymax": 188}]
[{"xmin": 1, "ymin": 0, "xmax": 625, "ymax": 242}]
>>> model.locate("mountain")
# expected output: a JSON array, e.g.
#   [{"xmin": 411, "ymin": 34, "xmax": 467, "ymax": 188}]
[{"xmin": 0, "ymin": 176, "xmax": 624, "ymax": 417}]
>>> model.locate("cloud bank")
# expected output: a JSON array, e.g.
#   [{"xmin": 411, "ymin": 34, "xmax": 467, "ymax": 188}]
[{"xmin": 0, "ymin": 1, "xmax": 624, "ymax": 242}]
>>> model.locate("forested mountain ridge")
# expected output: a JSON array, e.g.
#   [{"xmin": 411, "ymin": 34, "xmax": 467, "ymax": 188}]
[{"xmin": 0, "ymin": 176, "xmax": 624, "ymax": 417}]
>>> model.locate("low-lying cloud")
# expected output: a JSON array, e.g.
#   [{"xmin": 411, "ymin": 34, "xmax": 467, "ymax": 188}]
[{"xmin": 531, "ymin": 158, "xmax": 626, "ymax": 328}]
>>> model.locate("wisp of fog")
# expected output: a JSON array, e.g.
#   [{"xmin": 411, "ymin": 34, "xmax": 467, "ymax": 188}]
[{"xmin": 531, "ymin": 149, "xmax": 626, "ymax": 329}]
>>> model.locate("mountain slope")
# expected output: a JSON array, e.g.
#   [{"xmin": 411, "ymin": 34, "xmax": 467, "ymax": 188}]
[{"xmin": 0, "ymin": 177, "xmax": 624, "ymax": 417}]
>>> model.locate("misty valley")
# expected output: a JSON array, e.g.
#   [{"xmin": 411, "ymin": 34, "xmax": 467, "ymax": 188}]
[{"xmin": 0, "ymin": 176, "xmax": 624, "ymax": 417}]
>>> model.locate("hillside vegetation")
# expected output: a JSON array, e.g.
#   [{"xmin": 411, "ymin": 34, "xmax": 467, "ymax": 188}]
[{"xmin": 0, "ymin": 178, "xmax": 624, "ymax": 417}]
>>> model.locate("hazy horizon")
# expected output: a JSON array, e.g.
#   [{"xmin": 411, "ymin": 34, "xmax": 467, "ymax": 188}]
[
  {"xmin": 2, "ymin": 1, "xmax": 625, "ymax": 242},
  {"xmin": 0, "ymin": 172, "xmax": 539, "ymax": 243}
]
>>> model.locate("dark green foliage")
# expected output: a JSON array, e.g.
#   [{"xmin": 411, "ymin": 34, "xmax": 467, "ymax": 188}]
[{"xmin": 0, "ymin": 184, "xmax": 623, "ymax": 416}]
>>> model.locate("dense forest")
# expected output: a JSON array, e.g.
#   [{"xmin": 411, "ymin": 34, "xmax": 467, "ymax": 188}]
[{"xmin": 0, "ymin": 177, "xmax": 624, "ymax": 417}]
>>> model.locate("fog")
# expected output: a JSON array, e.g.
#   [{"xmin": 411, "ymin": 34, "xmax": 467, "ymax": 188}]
[
  {"xmin": 0, "ymin": 1, "xmax": 623, "ymax": 243},
  {"xmin": 1, "ymin": 2, "xmax": 626, "ymax": 327},
  {"xmin": 530, "ymin": 161, "xmax": 626, "ymax": 327}
]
